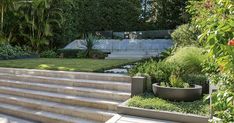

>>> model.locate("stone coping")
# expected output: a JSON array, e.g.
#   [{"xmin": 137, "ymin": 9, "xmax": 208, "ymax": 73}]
[{"xmin": 117, "ymin": 99, "xmax": 209, "ymax": 123}]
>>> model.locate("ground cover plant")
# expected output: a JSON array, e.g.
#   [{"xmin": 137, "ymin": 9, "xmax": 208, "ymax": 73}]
[
  {"xmin": 128, "ymin": 93, "xmax": 209, "ymax": 116},
  {"xmin": 0, "ymin": 58, "xmax": 135, "ymax": 72}
]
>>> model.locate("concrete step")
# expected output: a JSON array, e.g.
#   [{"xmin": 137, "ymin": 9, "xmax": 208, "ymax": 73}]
[
  {"xmin": 0, "ymin": 79, "xmax": 130, "ymax": 101},
  {"xmin": 110, "ymin": 51, "xmax": 159, "ymax": 55},
  {"xmin": 0, "ymin": 103, "xmax": 99, "ymax": 123},
  {"xmin": 0, "ymin": 94, "xmax": 115, "ymax": 122},
  {"xmin": 108, "ymin": 54, "xmax": 145, "ymax": 57},
  {"xmin": 108, "ymin": 54, "xmax": 157, "ymax": 57},
  {"xmin": 0, "ymin": 86, "xmax": 120, "ymax": 111},
  {"xmin": 0, "ymin": 73, "xmax": 131, "ymax": 92},
  {"xmin": 0, "ymin": 113, "xmax": 38, "ymax": 123},
  {"xmin": 106, "ymin": 56, "xmax": 145, "ymax": 60},
  {"xmin": 0, "ymin": 67, "xmax": 131, "ymax": 83}
]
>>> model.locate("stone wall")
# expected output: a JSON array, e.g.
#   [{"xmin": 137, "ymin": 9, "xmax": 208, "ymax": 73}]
[{"xmin": 64, "ymin": 39, "xmax": 173, "ymax": 52}]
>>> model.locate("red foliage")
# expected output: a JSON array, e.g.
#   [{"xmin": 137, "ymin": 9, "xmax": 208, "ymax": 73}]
[{"xmin": 228, "ymin": 39, "xmax": 234, "ymax": 46}]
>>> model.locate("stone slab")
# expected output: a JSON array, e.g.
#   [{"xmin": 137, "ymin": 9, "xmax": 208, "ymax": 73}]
[
  {"xmin": 0, "ymin": 114, "xmax": 37, "ymax": 123},
  {"xmin": 106, "ymin": 114, "xmax": 177, "ymax": 123}
]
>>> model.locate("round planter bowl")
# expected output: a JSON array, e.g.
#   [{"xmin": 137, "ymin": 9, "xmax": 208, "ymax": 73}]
[{"xmin": 152, "ymin": 83, "xmax": 202, "ymax": 102}]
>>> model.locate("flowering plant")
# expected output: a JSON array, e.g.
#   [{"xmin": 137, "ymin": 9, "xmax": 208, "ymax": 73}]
[{"xmin": 188, "ymin": 0, "xmax": 234, "ymax": 122}]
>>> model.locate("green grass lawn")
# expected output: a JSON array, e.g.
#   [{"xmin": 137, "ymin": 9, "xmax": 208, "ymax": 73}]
[
  {"xmin": 0, "ymin": 58, "xmax": 135, "ymax": 72},
  {"xmin": 128, "ymin": 93, "xmax": 210, "ymax": 116}
]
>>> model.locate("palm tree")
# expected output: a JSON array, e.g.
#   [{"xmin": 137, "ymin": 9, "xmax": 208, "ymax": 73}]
[
  {"xmin": 0, "ymin": 0, "xmax": 14, "ymax": 32},
  {"xmin": 16, "ymin": 0, "xmax": 63, "ymax": 52}
]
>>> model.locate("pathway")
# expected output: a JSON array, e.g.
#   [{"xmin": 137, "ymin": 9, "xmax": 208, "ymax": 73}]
[
  {"xmin": 0, "ymin": 114, "xmax": 38, "ymax": 123},
  {"xmin": 107, "ymin": 115, "xmax": 178, "ymax": 123}
]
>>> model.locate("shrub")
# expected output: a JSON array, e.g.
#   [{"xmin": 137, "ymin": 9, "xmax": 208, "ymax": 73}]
[
  {"xmin": 81, "ymin": 34, "xmax": 98, "ymax": 58},
  {"xmin": 182, "ymin": 74, "xmax": 208, "ymax": 86},
  {"xmin": 166, "ymin": 46, "xmax": 207, "ymax": 74},
  {"xmin": 129, "ymin": 60, "xmax": 178, "ymax": 84},
  {"xmin": 40, "ymin": 50, "xmax": 57, "ymax": 58},
  {"xmin": 0, "ymin": 44, "xmax": 32, "ymax": 60},
  {"xmin": 160, "ymin": 46, "xmax": 177, "ymax": 59},
  {"xmin": 57, "ymin": 49, "xmax": 82, "ymax": 58},
  {"xmin": 171, "ymin": 24, "xmax": 199, "ymax": 46},
  {"xmin": 130, "ymin": 50, "xmax": 207, "ymax": 88}
]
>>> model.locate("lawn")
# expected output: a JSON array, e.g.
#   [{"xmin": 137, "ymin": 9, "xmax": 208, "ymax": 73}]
[
  {"xmin": 0, "ymin": 58, "xmax": 135, "ymax": 72},
  {"xmin": 128, "ymin": 93, "xmax": 210, "ymax": 116}
]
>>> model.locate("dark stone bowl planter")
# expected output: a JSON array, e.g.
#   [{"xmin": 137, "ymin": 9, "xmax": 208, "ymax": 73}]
[{"xmin": 152, "ymin": 83, "xmax": 202, "ymax": 102}]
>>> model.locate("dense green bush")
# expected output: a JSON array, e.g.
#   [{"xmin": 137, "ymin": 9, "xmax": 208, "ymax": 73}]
[
  {"xmin": 130, "ymin": 46, "xmax": 208, "ymax": 88},
  {"xmin": 182, "ymin": 74, "xmax": 208, "ymax": 86},
  {"xmin": 57, "ymin": 49, "xmax": 82, "ymax": 58},
  {"xmin": 188, "ymin": 0, "xmax": 234, "ymax": 121},
  {"xmin": 0, "ymin": 44, "xmax": 32, "ymax": 60},
  {"xmin": 171, "ymin": 24, "xmax": 199, "ymax": 46},
  {"xmin": 77, "ymin": 50, "xmax": 106, "ymax": 59},
  {"xmin": 144, "ymin": 0, "xmax": 189, "ymax": 29},
  {"xmin": 166, "ymin": 46, "xmax": 207, "ymax": 74},
  {"xmin": 129, "ymin": 60, "xmax": 178, "ymax": 85},
  {"xmin": 40, "ymin": 50, "xmax": 57, "ymax": 58}
]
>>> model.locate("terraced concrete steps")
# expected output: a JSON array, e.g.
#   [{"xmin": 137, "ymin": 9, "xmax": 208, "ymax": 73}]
[
  {"xmin": 0, "ymin": 68, "xmax": 132, "ymax": 122},
  {"xmin": 0, "ymin": 73, "xmax": 131, "ymax": 92},
  {"xmin": 0, "ymin": 79, "xmax": 130, "ymax": 101},
  {"xmin": 0, "ymin": 103, "xmax": 100, "ymax": 123},
  {"xmin": 0, "ymin": 94, "xmax": 115, "ymax": 122},
  {"xmin": 0, "ymin": 114, "xmax": 38, "ymax": 123},
  {"xmin": 0, "ymin": 67, "xmax": 131, "ymax": 82},
  {"xmin": 0, "ymin": 86, "xmax": 120, "ymax": 111}
]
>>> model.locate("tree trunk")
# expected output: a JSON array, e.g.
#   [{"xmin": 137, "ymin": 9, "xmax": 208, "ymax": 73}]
[{"xmin": 1, "ymin": 6, "xmax": 4, "ymax": 32}]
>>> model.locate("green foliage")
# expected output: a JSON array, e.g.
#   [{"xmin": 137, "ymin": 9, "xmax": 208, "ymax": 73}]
[
  {"xmin": 130, "ymin": 47, "xmax": 208, "ymax": 88},
  {"xmin": 40, "ymin": 50, "xmax": 57, "ymax": 58},
  {"xmin": 169, "ymin": 74, "xmax": 185, "ymax": 88},
  {"xmin": 129, "ymin": 59, "xmax": 189, "ymax": 88},
  {"xmin": 144, "ymin": 0, "xmax": 189, "ymax": 29},
  {"xmin": 166, "ymin": 46, "xmax": 207, "ymax": 74},
  {"xmin": 0, "ymin": 58, "xmax": 135, "ymax": 72},
  {"xmin": 182, "ymin": 74, "xmax": 208, "ymax": 86},
  {"xmin": 57, "ymin": 49, "xmax": 82, "ymax": 58},
  {"xmin": 171, "ymin": 24, "xmax": 199, "ymax": 46},
  {"xmin": 187, "ymin": 0, "xmax": 234, "ymax": 121},
  {"xmin": 0, "ymin": 44, "xmax": 32, "ymax": 59},
  {"xmin": 129, "ymin": 60, "xmax": 175, "ymax": 83},
  {"xmin": 81, "ymin": 34, "xmax": 98, "ymax": 58},
  {"xmin": 72, "ymin": 0, "xmax": 141, "ymax": 32},
  {"xmin": 0, "ymin": 0, "xmax": 63, "ymax": 52},
  {"xmin": 160, "ymin": 46, "xmax": 177, "ymax": 59},
  {"xmin": 128, "ymin": 93, "xmax": 209, "ymax": 116},
  {"xmin": 77, "ymin": 50, "xmax": 106, "ymax": 59}
]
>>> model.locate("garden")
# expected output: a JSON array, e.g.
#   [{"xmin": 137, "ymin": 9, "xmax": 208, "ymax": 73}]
[
  {"xmin": 127, "ymin": 0, "xmax": 234, "ymax": 122},
  {"xmin": 0, "ymin": 0, "xmax": 233, "ymax": 123}
]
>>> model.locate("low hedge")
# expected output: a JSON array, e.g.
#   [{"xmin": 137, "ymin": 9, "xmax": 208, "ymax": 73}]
[
  {"xmin": 57, "ymin": 49, "xmax": 82, "ymax": 58},
  {"xmin": 0, "ymin": 44, "xmax": 37, "ymax": 60}
]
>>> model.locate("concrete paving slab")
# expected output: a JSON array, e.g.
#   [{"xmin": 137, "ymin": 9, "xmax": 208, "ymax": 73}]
[
  {"xmin": 0, "ymin": 114, "xmax": 37, "ymax": 123},
  {"xmin": 107, "ymin": 114, "xmax": 179, "ymax": 123}
]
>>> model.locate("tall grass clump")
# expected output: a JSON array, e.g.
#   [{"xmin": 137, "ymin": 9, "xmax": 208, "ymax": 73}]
[{"xmin": 166, "ymin": 46, "xmax": 207, "ymax": 73}]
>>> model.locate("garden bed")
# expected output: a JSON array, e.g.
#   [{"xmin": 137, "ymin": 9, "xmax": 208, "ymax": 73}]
[
  {"xmin": 0, "ymin": 58, "xmax": 136, "ymax": 72},
  {"xmin": 118, "ymin": 93, "xmax": 210, "ymax": 123}
]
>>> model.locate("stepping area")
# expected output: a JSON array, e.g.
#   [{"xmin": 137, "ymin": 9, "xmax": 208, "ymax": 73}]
[
  {"xmin": 107, "ymin": 115, "xmax": 178, "ymax": 123},
  {"xmin": 0, "ymin": 114, "xmax": 38, "ymax": 123},
  {"xmin": 0, "ymin": 67, "xmax": 132, "ymax": 123}
]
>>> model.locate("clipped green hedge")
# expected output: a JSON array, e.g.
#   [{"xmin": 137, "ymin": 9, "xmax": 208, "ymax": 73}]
[{"xmin": 57, "ymin": 49, "xmax": 82, "ymax": 58}]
